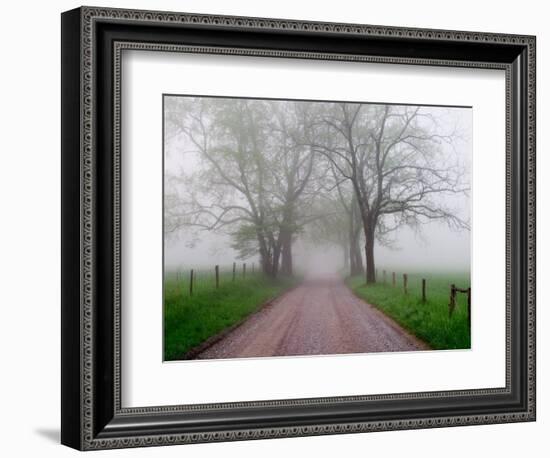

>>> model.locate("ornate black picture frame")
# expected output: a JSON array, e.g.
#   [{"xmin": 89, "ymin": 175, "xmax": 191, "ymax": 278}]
[{"xmin": 61, "ymin": 6, "xmax": 536, "ymax": 450}]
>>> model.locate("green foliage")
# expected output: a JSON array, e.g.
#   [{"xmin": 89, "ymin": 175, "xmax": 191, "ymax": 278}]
[
  {"xmin": 164, "ymin": 269, "xmax": 295, "ymax": 361},
  {"xmin": 230, "ymin": 225, "xmax": 260, "ymax": 260},
  {"xmin": 347, "ymin": 271, "xmax": 470, "ymax": 350}
]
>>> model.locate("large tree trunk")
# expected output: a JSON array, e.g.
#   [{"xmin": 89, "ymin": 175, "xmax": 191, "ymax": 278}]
[
  {"xmin": 279, "ymin": 207, "xmax": 295, "ymax": 277},
  {"xmin": 280, "ymin": 230, "xmax": 293, "ymax": 276},
  {"xmin": 271, "ymin": 243, "xmax": 281, "ymax": 278},
  {"xmin": 349, "ymin": 225, "xmax": 357, "ymax": 276},
  {"xmin": 364, "ymin": 226, "xmax": 376, "ymax": 284},
  {"xmin": 352, "ymin": 237, "xmax": 364, "ymax": 275},
  {"xmin": 257, "ymin": 233, "xmax": 273, "ymax": 276},
  {"xmin": 343, "ymin": 241, "xmax": 350, "ymax": 272},
  {"xmin": 350, "ymin": 228, "xmax": 364, "ymax": 276},
  {"xmin": 349, "ymin": 201, "xmax": 364, "ymax": 276}
]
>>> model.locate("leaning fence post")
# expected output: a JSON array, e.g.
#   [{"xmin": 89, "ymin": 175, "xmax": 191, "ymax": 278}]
[
  {"xmin": 448, "ymin": 284, "xmax": 456, "ymax": 317},
  {"xmin": 232, "ymin": 262, "xmax": 236, "ymax": 282},
  {"xmin": 392, "ymin": 272, "xmax": 396, "ymax": 287},
  {"xmin": 189, "ymin": 269, "xmax": 194, "ymax": 296},
  {"xmin": 422, "ymin": 278, "xmax": 426, "ymax": 302},
  {"xmin": 243, "ymin": 262, "xmax": 246, "ymax": 278},
  {"xmin": 215, "ymin": 265, "xmax": 219, "ymax": 288},
  {"xmin": 403, "ymin": 274, "xmax": 408, "ymax": 294}
]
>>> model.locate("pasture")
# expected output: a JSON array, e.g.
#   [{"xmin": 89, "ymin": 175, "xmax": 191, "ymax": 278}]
[
  {"xmin": 164, "ymin": 267, "xmax": 296, "ymax": 360},
  {"xmin": 347, "ymin": 271, "xmax": 471, "ymax": 350}
]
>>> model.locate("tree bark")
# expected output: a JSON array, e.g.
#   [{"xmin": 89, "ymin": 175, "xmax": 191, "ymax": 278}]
[
  {"xmin": 364, "ymin": 226, "xmax": 376, "ymax": 284},
  {"xmin": 257, "ymin": 232, "xmax": 273, "ymax": 276},
  {"xmin": 343, "ymin": 242, "xmax": 350, "ymax": 272},
  {"xmin": 280, "ymin": 230, "xmax": 293, "ymax": 276},
  {"xmin": 349, "ymin": 224, "xmax": 357, "ymax": 276},
  {"xmin": 271, "ymin": 243, "xmax": 281, "ymax": 278},
  {"xmin": 349, "ymin": 200, "xmax": 364, "ymax": 276},
  {"xmin": 351, "ymin": 227, "xmax": 364, "ymax": 276}
]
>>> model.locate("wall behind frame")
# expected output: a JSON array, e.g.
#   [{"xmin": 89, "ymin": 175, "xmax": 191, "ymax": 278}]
[{"xmin": 0, "ymin": 0, "xmax": 544, "ymax": 457}]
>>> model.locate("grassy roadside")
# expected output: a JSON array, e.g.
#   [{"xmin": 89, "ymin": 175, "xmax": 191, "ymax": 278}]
[
  {"xmin": 347, "ymin": 272, "xmax": 471, "ymax": 350},
  {"xmin": 164, "ymin": 273, "xmax": 296, "ymax": 361}
]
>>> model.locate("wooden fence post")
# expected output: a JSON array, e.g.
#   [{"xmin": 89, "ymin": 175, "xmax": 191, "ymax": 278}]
[
  {"xmin": 392, "ymin": 272, "xmax": 396, "ymax": 287},
  {"xmin": 232, "ymin": 262, "xmax": 236, "ymax": 282},
  {"xmin": 189, "ymin": 269, "xmax": 194, "ymax": 296},
  {"xmin": 243, "ymin": 262, "xmax": 246, "ymax": 278},
  {"xmin": 383, "ymin": 270, "xmax": 386, "ymax": 284},
  {"xmin": 448, "ymin": 284, "xmax": 456, "ymax": 317},
  {"xmin": 215, "ymin": 265, "xmax": 219, "ymax": 288},
  {"xmin": 403, "ymin": 273, "xmax": 408, "ymax": 294},
  {"xmin": 422, "ymin": 278, "xmax": 426, "ymax": 302}
]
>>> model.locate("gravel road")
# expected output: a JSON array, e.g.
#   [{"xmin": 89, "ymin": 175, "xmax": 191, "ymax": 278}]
[{"xmin": 195, "ymin": 275, "xmax": 429, "ymax": 359}]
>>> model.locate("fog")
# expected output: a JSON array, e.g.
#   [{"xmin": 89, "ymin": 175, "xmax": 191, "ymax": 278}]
[
  {"xmin": 164, "ymin": 221, "xmax": 470, "ymax": 272},
  {"xmin": 164, "ymin": 96, "xmax": 471, "ymax": 276}
]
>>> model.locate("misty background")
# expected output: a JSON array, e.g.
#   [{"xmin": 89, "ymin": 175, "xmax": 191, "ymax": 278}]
[{"xmin": 163, "ymin": 96, "xmax": 471, "ymax": 276}]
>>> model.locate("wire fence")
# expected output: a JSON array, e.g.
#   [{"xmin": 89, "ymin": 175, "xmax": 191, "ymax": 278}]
[
  {"xmin": 167, "ymin": 264, "xmax": 470, "ymax": 327},
  {"xmin": 376, "ymin": 268, "xmax": 471, "ymax": 326},
  {"xmin": 165, "ymin": 262, "xmax": 262, "ymax": 296}
]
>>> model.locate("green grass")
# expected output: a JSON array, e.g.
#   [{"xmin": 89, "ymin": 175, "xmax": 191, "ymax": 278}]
[
  {"xmin": 347, "ymin": 271, "xmax": 470, "ymax": 350},
  {"xmin": 164, "ymin": 269, "xmax": 296, "ymax": 361}
]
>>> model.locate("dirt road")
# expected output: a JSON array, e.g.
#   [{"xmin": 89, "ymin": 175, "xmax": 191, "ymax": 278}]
[{"xmin": 195, "ymin": 275, "xmax": 428, "ymax": 359}]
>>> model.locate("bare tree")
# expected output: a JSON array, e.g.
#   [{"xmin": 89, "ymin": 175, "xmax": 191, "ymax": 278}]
[
  {"xmin": 269, "ymin": 102, "xmax": 319, "ymax": 275},
  {"xmin": 305, "ymin": 182, "xmax": 364, "ymax": 276},
  {"xmin": 337, "ymin": 183, "xmax": 365, "ymax": 277},
  {"xmin": 308, "ymin": 103, "xmax": 469, "ymax": 283},
  {"xmin": 317, "ymin": 164, "xmax": 364, "ymax": 276},
  {"xmin": 305, "ymin": 196, "xmax": 350, "ymax": 269},
  {"xmin": 165, "ymin": 97, "xmax": 281, "ymax": 275},
  {"xmin": 165, "ymin": 97, "xmax": 319, "ymax": 277}
]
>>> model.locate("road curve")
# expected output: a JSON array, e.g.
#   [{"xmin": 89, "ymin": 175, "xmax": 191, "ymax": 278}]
[{"xmin": 195, "ymin": 275, "xmax": 429, "ymax": 359}]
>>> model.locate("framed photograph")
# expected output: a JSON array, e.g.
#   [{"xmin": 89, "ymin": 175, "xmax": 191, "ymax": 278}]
[{"xmin": 61, "ymin": 6, "xmax": 536, "ymax": 450}]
